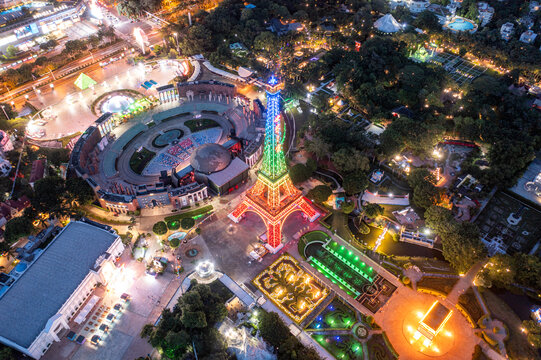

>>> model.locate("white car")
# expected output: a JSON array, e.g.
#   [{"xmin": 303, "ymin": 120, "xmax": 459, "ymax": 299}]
[{"xmin": 33, "ymin": 120, "xmax": 47, "ymax": 126}]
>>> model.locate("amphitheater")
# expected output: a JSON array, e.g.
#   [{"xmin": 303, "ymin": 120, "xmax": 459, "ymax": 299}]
[{"xmin": 70, "ymin": 80, "xmax": 264, "ymax": 212}]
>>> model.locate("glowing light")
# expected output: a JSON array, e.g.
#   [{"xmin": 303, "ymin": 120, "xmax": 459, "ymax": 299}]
[{"xmin": 229, "ymin": 77, "xmax": 319, "ymax": 250}]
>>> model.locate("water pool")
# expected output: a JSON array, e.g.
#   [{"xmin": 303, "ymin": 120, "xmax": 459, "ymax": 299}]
[
  {"xmin": 446, "ymin": 18, "xmax": 476, "ymax": 32},
  {"xmin": 168, "ymin": 231, "xmax": 187, "ymax": 241},
  {"xmin": 153, "ymin": 129, "xmax": 183, "ymax": 147}
]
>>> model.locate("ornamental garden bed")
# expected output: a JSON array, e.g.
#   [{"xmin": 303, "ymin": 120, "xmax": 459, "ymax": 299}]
[
  {"xmin": 306, "ymin": 298, "xmax": 357, "ymax": 330},
  {"xmin": 312, "ymin": 334, "xmax": 364, "ymax": 360},
  {"xmin": 366, "ymin": 333, "xmax": 398, "ymax": 360},
  {"xmin": 458, "ymin": 288, "xmax": 485, "ymax": 325},
  {"xmin": 164, "ymin": 205, "xmax": 213, "ymax": 222},
  {"xmin": 253, "ymin": 254, "xmax": 329, "ymax": 323},
  {"xmin": 416, "ymin": 276, "xmax": 459, "ymax": 296},
  {"xmin": 129, "ymin": 147, "xmax": 156, "ymax": 174},
  {"xmin": 184, "ymin": 118, "xmax": 220, "ymax": 132}
]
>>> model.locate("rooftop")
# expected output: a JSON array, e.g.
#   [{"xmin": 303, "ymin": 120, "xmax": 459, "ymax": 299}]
[
  {"xmin": 190, "ymin": 143, "xmax": 231, "ymax": 174},
  {"xmin": 207, "ymin": 157, "xmax": 249, "ymax": 187},
  {"xmin": 421, "ymin": 301, "xmax": 451, "ymax": 333},
  {"xmin": 0, "ymin": 221, "xmax": 118, "ymax": 348}
]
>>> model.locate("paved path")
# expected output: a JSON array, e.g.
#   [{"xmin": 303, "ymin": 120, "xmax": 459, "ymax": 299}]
[
  {"xmin": 444, "ymin": 261, "xmax": 485, "ymax": 307},
  {"xmin": 361, "ymin": 191, "xmax": 410, "ymax": 206}
]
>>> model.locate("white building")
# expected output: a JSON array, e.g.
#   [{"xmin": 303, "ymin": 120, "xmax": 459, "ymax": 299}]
[
  {"xmin": 0, "ymin": 220, "xmax": 124, "ymax": 359},
  {"xmin": 520, "ymin": 30, "xmax": 538, "ymax": 44},
  {"xmin": 0, "ymin": 156, "xmax": 11, "ymax": 177},
  {"xmin": 477, "ymin": 2, "xmax": 494, "ymax": 26},
  {"xmin": 500, "ymin": 22, "xmax": 514, "ymax": 41},
  {"xmin": 389, "ymin": 0, "xmax": 429, "ymax": 13}
]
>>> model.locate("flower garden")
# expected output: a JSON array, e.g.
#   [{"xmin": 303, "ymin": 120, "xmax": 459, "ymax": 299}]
[
  {"xmin": 305, "ymin": 297, "xmax": 398, "ymax": 360},
  {"xmin": 307, "ymin": 298, "xmax": 357, "ymax": 330},
  {"xmin": 301, "ymin": 231, "xmax": 397, "ymax": 313},
  {"xmin": 253, "ymin": 254, "xmax": 329, "ymax": 323},
  {"xmin": 312, "ymin": 334, "xmax": 364, "ymax": 360}
]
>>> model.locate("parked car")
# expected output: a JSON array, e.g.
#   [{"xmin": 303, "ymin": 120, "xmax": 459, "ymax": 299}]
[
  {"xmin": 113, "ymin": 303, "xmax": 123, "ymax": 312},
  {"xmin": 90, "ymin": 335, "xmax": 101, "ymax": 345},
  {"xmin": 106, "ymin": 313, "xmax": 116, "ymax": 322},
  {"xmin": 99, "ymin": 324, "xmax": 109, "ymax": 333},
  {"xmin": 120, "ymin": 293, "xmax": 131, "ymax": 302},
  {"xmin": 75, "ymin": 335, "xmax": 86, "ymax": 345},
  {"xmin": 66, "ymin": 331, "xmax": 77, "ymax": 341}
]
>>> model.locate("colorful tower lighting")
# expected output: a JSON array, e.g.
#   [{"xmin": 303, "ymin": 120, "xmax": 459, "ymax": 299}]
[{"xmin": 229, "ymin": 76, "xmax": 319, "ymax": 252}]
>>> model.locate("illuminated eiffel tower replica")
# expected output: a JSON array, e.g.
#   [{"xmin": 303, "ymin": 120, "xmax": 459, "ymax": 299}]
[{"xmin": 229, "ymin": 76, "xmax": 319, "ymax": 253}]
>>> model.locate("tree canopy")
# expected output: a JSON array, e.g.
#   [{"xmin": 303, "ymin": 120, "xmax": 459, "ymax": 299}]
[
  {"xmin": 144, "ymin": 282, "xmax": 229, "ymax": 359},
  {"xmin": 425, "ymin": 205, "xmax": 486, "ymax": 273}
]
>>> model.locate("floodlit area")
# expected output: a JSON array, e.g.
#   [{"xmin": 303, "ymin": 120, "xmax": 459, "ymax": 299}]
[{"xmin": 253, "ymin": 254, "xmax": 329, "ymax": 323}]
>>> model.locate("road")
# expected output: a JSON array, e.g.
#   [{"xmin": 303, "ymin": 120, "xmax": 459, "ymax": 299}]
[{"xmin": 1, "ymin": 13, "xmax": 164, "ymax": 110}]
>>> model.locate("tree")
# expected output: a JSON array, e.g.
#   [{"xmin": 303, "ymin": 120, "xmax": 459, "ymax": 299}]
[
  {"xmin": 341, "ymin": 201, "xmax": 355, "ymax": 214},
  {"xmin": 253, "ymin": 31, "xmax": 278, "ymax": 52},
  {"xmin": 441, "ymin": 222, "xmax": 486, "ymax": 273},
  {"xmin": 63, "ymin": 40, "xmax": 87, "ymax": 57},
  {"xmin": 289, "ymin": 163, "xmax": 312, "ymax": 184},
  {"xmin": 4, "ymin": 217, "xmax": 33, "ymax": 244},
  {"xmin": 39, "ymin": 39, "xmax": 58, "ymax": 51},
  {"xmin": 0, "ymin": 346, "xmax": 18, "ymax": 360},
  {"xmin": 181, "ymin": 311, "xmax": 207, "ymax": 329},
  {"xmin": 31, "ymin": 176, "xmax": 65, "ymax": 214},
  {"xmin": 307, "ymin": 185, "xmax": 332, "ymax": 203},
  {"xmin": 343, "ymin": 172, "xmax": 368, "ymax": 195},
  {"xmin": 164, "ymin": 330, "xmax": 191, "ymax": 353},
  {"xmin": 65, "ymin": 177, "xmax": 94, "ymax": 206},
  {"xmin": 332, "ymin": 148, "xmax": 370, "ymax": 174},
  {"xmin": 364, "ymin": 203, "xmax": 384, "ymax": 218},
  {"xmin": 180, "ymin": 24, "xmax": 214, "ymax": 55},
  {"xmin": 180, "ymin": 217, "xmax": 195, "ymax": 230},
  {"xmin": 304, "ymin": 136, "xmax": 331, "ymax": 160},
  {"xmin": 0, "ymin": 103, "xmax": 16, "ymax": 122},
  {"xmin": 5, "ymin": 45, "xmax": 17, "ymax": 58},
  {"xmin": 259, "ymin": 311, "xmax": 291, "ymax": 348},
  {"xmin": 413, "ymin": 11, "xmax": 440, "ymax": 31},
  {"xmin": 523, "ymin": 320, "xmax": 541, "ymax": 348},
  {"xmin": 152, "ymin": 221, "xmax": 167, "ymax": 235},
  {"xmin": 424, "ymin": 205, "xmax": 455, "ymax": 235},
  {"xmin": 140, "ymin": 324, "xmax": 154, "ymax": 338},
  {"xmin": 408, "ymin": 169, "xmax": 441, "ymax": 209}
]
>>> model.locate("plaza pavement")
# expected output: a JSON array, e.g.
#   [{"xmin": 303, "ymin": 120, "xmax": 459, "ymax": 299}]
[{"xmin": 29, "ymin": 59, "xmax": 190, "ymax": 140}]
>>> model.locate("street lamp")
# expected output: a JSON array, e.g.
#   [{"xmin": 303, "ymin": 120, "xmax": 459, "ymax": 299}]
[
  {"xmin": 173, "ymin": 32, "xmax": 179, "ymax": 54},
  {"xmin": 1, "ymin": 105, "xmax": 10, "ymax": 121}
]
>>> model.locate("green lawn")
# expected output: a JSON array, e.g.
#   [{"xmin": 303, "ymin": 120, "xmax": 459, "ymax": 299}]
[
  {"xmin": 306, "ymin": 298, "xmax": 356, "ymax": 330},
  {"xmin": 366, "ymin": 333, "xmax": 398, "ymax": 360},
  {"xmin": 164, "ymin": 205, "xmax": 213, "ymax": 222},
  {"xmin": 184, "ymin": 118, "xmax": 220, "ymax": 132},
  {"xmin": 312, "ymin": 334, "xmax": 364, "ymax": 360},
  {"xmin": 129, "ymin": 147, "xmax": 156, "ymax": 174}
]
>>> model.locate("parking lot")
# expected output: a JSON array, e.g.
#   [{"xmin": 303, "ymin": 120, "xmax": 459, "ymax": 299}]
[{"xmin": 43, "ymin": 256, "xmax": 176, "ymax": 360}]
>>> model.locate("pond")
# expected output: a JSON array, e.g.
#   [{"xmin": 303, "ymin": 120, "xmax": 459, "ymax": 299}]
[{"xmin": 153, "ymin": 129, "xmax": 183, "ymax": 147}]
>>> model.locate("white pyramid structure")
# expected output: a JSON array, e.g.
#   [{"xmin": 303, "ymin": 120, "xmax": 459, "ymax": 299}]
[{"xmin": 374, "ymin": 14, "xmax": 402, "ymax": 33}]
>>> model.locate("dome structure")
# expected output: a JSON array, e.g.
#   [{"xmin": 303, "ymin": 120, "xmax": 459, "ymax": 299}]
[{"xmin": 190, "ymin": 143, "xmax": 231, "ymax": 174}]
